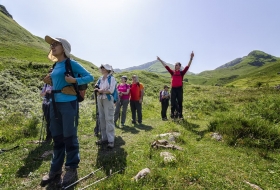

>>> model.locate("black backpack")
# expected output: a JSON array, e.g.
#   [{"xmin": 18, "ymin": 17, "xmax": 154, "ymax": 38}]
[{"xmin": 53, "ymin": 58, "xmax": 88, "ymax": 102}]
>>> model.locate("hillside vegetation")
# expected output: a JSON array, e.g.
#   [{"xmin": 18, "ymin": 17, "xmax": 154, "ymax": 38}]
[
  {"xmin": 191, "ymin": 50, "xmax": 280, "ymax": 87},
  {"xmin": 1, "ymin": 6, "xmax": 280, "ymax": 189}
]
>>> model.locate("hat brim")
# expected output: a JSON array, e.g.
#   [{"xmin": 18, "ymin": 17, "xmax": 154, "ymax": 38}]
[
  {"xmin": 45, "ymin": 35, "xmax": 60, "ymax": 44},
  {"xmin": 100, "ymin": 64, "xmax": 112, "ymax": 71}
]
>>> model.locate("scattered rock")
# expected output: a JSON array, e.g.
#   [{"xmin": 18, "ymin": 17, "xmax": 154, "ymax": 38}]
[
  {"xmin": 157, "ymin": 132, "xmax": 181, "ymax": 142},
  {"xmin": 275, "ymin": 84, "xmax": 280, "ymax": 90},
  {"xmin": 41, "ymin": 150, "xmax": 53, "ymax": 158},
  {"xmin": 244, "ymin": 181, "xmax": 263, "ymax": 190},
  {"xmin": 133, "ymin": 168, "xmax": 150, "ymax": 181},
  {"xmin": 211, "ymin": 133, "xmax": 222, "ymax": 141},
  {"xmin": 151, "ymin": 140, "xmax": 183, "ymax": 150},
  {"xmin": 160, "ymin": 152, "xmax": 176, "ymax": 163},
  {"xmin": 158, "ymin": 132, "xmax": 180, "ymax": 138}
]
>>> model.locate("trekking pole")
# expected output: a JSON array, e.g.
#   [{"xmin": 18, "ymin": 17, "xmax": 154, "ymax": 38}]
[
  {"xmin": 0, "ymin": 145, "xmax": 19, "ymax": 154},
  {"xmin": 62, "ymin": 167, "xmax": 103, "ymax": 190},
  {"xmin": 79, "ymin": 168, "xmax": 124, "ymax": 190},
  {"xmin": 38, "ymin": 114, "xmax": 45, "ymax": 145},
  {"xmin": 94, "ymin": 90, "xmax": 100, "ymax": 136},
  {"xmin": 118, "ymin": 100, "xmax": 122, "ymax": 127}
]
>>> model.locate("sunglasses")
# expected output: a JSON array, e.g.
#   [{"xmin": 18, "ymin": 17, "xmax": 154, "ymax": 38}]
[
  {"xmin": 50, "ymin": 42, "xmax": 61, "ymax": 48},
  {"xmin": 100, "ymin": 66, "xmax": 105, "ymax": 69}
]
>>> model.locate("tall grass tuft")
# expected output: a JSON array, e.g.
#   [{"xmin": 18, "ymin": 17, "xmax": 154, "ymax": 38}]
[
  {"xmin": 208, "ymin": 112, "xmax": 280, "ymax": 149},
  {"xmin": 0, "ymin": 112, "xmax": 40, "ymax": 142}
]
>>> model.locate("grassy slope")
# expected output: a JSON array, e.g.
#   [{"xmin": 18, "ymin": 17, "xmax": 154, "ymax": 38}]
[{"xmin": 0, "ymin": 11, "xmax": 99, "ymax": 119}]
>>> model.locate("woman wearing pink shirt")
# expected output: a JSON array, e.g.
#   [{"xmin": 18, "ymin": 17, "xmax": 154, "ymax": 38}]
[
  {"xmin": 114, "ymin": 76, "xmax": 130, "ymax": 126},
  {"xmin": 157, "ymin": 52, "xmax": 194, "ymax": 119}
]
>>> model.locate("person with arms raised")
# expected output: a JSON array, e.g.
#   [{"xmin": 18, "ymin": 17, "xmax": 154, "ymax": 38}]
[{"xmin": 157, "ymin": 51, "xmax": 194, "ymax": 120}]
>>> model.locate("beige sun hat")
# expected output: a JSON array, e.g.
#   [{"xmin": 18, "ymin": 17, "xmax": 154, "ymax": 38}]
[
  {"xmin": 45, "ymin": 35, "xmax": 71, "ymax": 62},
  {"xmin": 100, "ymin": 64, "xmax": 113, "ymax": 74}
]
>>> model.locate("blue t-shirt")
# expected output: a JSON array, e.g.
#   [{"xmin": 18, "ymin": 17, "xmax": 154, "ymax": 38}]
[{"xmin": 51, "ymin": 59, "xmax": 94, "ymax": 102}]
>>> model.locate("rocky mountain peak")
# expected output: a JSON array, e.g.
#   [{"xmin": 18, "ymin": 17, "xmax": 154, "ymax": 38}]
[{"xmin": 0, "ymin": 5, "xmax": 13, "ymax": 19}]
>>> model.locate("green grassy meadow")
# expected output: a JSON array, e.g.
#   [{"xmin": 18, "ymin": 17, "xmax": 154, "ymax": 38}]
[{"xmin": 1, "ymin": 84, "xmax": 280, "ymax": 189}]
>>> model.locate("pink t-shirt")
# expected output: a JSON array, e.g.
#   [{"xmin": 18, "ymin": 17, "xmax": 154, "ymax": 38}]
[{"xmin": 117, "ymin": 84, "xmax": 130, "ymax": 100}]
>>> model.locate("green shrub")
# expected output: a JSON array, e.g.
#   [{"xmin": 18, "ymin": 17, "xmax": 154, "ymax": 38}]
[{"xmin": 208, "ymin": 112, "xmax": 280, "ymax": 149}]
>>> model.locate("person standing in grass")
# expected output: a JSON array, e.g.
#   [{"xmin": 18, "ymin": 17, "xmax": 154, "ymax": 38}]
[
  {"xmin": 114, "ymin": 76, "xmax": 130, "ymax": 127},
  {"xmin": 157, "ymin": 51, "xmax": 194, "ymax": 119},
  {"xmin": 40, "ymin": 68, "xmax": 53, "ymax": 142},
  {"xmin": 130, "ymin": 75, "xmax": 144, "ymax": 124},
  {"xmin": 160, "ymin": 85, "xmax": 170, "ymax": 121},
  {"xmin": 94, "ymin": 64, "xmax": 116, "ymax": 149},
  {"xmin": 41, "ymin": 35, "xmax": 94, "ymax": 188}
]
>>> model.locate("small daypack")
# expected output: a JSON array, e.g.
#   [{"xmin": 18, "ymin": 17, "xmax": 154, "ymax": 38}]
[
  {"xmin": 53, "ymin": 58, "xmax": 88, "ymax": 102},
  {"xmin": 97, "ymin": 75, "xmax": 119, "ymax": 103},
  {"xmin": 159, "ymin": 90, "xmax": 163, "ymax": 102}
]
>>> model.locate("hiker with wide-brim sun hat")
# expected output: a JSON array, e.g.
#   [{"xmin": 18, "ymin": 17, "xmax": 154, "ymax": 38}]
[
  {"xmin": 157, "ymin": 51, "xmax": 194, "ymax": 120},
  {"xmin": 41, "ymin": 35, "xmax": 94, "ymax": 188},
  {"xmin": 94, "ymin": 64, "xmax": 117, "ymax": 149},
  {"xmin": 114, "ymin": 75, "xmax": 130, "ymax": 127}
]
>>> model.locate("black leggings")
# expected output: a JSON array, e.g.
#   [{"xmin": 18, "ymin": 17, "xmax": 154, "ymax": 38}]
[{"xmin": 171, "ymin": 86, "xmax": 183, "ymax": 117}]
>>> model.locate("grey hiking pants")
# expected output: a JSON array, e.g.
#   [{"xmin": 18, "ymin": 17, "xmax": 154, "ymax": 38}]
[
  {"xmin": 97, "ymin": 97, "xmax": 115, "ymax": 143},
  {"xmin": 114, "ymin": 99, "xmax": 129, "ymax": 125}
]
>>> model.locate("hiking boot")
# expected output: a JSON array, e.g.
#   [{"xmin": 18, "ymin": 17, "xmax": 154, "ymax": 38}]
[
  {"xmin": 107, "ymin": 142, "xmax": 114, "ymax": 149},
  {"xmin": 59, "ymin": 166, "xmax": 78, "ymax": 188},
  {"xmin": 40, "ymin": 170, "xmax": 62, "ymax": 187},
  {"xmin": 95, "ymin": 140, "xmax": 108, "ymax": 145},
  {"xmin": 121, "ymin": 123, "xmax": 125, "ymax": 127}
]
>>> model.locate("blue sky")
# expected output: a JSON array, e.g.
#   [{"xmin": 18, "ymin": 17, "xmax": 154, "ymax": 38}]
[{"xmin": 1, "ymin": 0, "xmax": 279, "ymax": 73}]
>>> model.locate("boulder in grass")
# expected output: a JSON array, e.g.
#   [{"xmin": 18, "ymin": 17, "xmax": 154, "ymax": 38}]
[
  {"xmin": 133, "ymin": 168, "xmax": 150, "ymax": 181},
  {"xmin": 160, "ymin": 152, "xmax": 176, "ymax": 163},
  {"xmin": 151, "ymin": 140, "xmax": 183, "ymax": 150},
  {"xmin": 211, "ymin": 132, "xmax": 222, "ymax": 141}
]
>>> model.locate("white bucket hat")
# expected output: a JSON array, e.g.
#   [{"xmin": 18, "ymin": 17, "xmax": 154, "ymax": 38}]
[
  {"xmin": 100, "ymin": 64, "xmax": 113, "ymax": 74},
  {"xmin": 45, "ymin": 35, "xmax": 71, "ymax": 62}
]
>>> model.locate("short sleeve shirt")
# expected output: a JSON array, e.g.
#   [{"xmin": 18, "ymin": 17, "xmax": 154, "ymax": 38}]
[{"xmin": 130, "ymin": 83, "xmax": 144, "ymax": 101}]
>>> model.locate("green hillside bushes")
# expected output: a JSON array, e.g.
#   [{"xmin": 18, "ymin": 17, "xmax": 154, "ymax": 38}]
[{"xmin": 208, "ymin": 91, "xmax": 280, "ymax": 149}]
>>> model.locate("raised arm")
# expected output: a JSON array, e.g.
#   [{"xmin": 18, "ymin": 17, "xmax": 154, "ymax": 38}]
[
  {"xmin": 187, "ymin": 51, "xmax": 194, "ymax": 67},
  {"xmin": 157, "ymin": 56, "xmax": 167, "ymax": 67}
]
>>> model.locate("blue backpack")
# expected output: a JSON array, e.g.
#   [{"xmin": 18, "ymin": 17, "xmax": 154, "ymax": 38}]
[{"xmin": 97, "ymin": 75, "xmax": 119, "ymax": 103}]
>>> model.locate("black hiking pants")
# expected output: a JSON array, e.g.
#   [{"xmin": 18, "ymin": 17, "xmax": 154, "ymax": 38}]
[
  {"xmin": 42, "ymin": 103, "xmax": 51, "ymax": 140},
  {"xmin": 171, "ymin": 86, "xmax": 183, "ymax": 118},
  {"xmin": 130, "ymin": 100, "xmax": 142, "ymax": 124},
  {"xmin": 161, "ymin": 99, "xmax": 169, "ymax": 119}
]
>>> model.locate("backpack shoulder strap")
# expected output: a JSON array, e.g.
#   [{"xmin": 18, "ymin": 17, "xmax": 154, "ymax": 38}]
[
  {"xmin": 52, "ymin": 62, "xmax": 57, "ymax": 69},
  {"xmin": 107, "ymin": 75, "xmax": 112, "ymax": 85},
  {"xmin": 65, "ymin": 58, "xmax": 74, "ymax": 77}
]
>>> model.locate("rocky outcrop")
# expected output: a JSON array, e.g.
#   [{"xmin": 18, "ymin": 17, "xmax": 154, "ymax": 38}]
[
  {"xmin": 216, "ymin": 58, "xmax": 242, "ymax": 69},
  {"xmin": 0, "ymin": 5, "xmax": 13, "ymax": 19}
]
